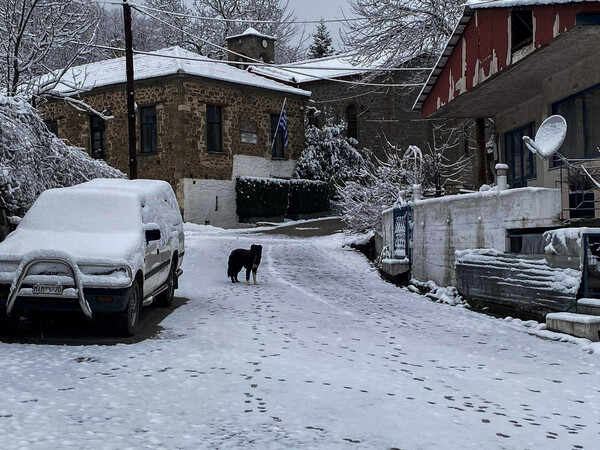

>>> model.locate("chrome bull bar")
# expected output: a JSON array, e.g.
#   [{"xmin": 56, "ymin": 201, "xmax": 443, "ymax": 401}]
[{"xmin": 6, "ymin": 257, "xmax": 93, "ymax": 320}]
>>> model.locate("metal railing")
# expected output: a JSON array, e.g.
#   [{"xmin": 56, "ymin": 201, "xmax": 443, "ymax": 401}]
[{"xmin": 558, "ymin": 158, "xmax": 600, "ymax": 221}]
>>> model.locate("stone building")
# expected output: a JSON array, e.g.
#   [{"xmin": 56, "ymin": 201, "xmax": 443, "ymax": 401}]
[
  {"xmin": 250, "ymin": 55, "xmax": 483, "ymax": 191},
  {"xmin": 39, "ymin": 45, "xmax": 310, "ymax": 228}
]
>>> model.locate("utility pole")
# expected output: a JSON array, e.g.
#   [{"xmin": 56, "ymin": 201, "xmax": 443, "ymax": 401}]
[{"xmin": 123, "ymin": 0, "xmax": 137, "ymax": 179}]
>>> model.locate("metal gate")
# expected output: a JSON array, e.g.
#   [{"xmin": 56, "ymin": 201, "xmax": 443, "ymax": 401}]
[{"xmin": 392, "ymin": 205, "xmax": 412, "ymax": 262}]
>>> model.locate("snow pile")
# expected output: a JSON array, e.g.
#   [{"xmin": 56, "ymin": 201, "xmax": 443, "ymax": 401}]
[
  {"xmin": 0, "ymin": 96, "xmax": 125, "ymax": 216},
  {"xmin": 456, "ymin": 248, "xmax": 581, "ymax": 295},
  {"xmin": 409, "ymin": 279, "xmax": 465, "ymax": 306},
  {"xmin": 543, "ymin": 227, "xmax": 600, "ymax": 257}
]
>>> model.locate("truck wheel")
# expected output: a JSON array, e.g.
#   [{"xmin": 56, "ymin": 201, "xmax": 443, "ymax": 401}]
[
  {"xmin": 156, "ymin": 263, "xmax": 175, "ymax": 307},
  {"xmin": 115, "ymin": 282, "xmax": 140, "ymax": 337},
  {"xmin": 0, "ymin": 309, "xmax": 19, "ymax": 336}
]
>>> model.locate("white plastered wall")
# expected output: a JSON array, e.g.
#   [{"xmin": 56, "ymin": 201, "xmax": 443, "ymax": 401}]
[
  {"xmin": 183, "ymin": 155, "xmax": 297, "ymax": 228},
  {"xmin": 382, "ymin": 188, "xmax": 562, "ymax": 287}
]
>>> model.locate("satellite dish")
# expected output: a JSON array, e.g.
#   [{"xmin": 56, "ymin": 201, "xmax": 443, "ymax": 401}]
[{"xmin": 523, "ymin": 115, "xmax": 567, "ymax": 158}]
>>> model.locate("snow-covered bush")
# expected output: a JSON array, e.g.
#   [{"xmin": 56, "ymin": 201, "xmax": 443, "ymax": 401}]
[
  {"xmin": 0, "ymin": 95, "xmax": 125, "ymax": 216},
  {"xmin": 294, "ymin": 121, "xmax": 374, "ymax": 187},
  {"xmin": 287, "ymin": 179, "xmax": 329, "ymax": 217},
  {"xmin": 337, "ymin": 127, "xmax": 473, "ymax": 233},
  {"xmin": 236, "ymin": 177, "xmax": 290, "ymax": 219}
]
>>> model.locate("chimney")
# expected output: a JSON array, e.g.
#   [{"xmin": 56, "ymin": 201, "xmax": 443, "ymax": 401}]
[{"xmin": 495, "ymin": 163, "xmax": 508, "ymax": 191}]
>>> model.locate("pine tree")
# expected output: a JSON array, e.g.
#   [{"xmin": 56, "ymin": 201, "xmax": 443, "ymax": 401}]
[{"xmin": 307, "ymin": 19, "xmax": 335, "ymax": 59}]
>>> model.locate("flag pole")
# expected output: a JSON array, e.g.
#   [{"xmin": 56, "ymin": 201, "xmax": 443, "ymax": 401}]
[{"xmin": 270, "ymin": 97, "xmax": 287, "ymax": 154}]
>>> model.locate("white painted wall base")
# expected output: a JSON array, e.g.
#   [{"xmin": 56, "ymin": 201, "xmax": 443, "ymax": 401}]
[{"xmin": 182, "ymin": 155, "xmax": 297, "ymax": 228}]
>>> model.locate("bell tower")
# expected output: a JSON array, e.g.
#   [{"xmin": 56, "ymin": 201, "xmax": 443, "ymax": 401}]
[{"xmin": 225, "ymin": 27, "xmax": 276, "ymax": 68}]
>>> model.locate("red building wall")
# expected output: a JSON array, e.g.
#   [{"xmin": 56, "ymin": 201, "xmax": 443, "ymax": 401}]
[{"xmin": 422, "ymin": 3, "xmax": 600, "ymax": 118}]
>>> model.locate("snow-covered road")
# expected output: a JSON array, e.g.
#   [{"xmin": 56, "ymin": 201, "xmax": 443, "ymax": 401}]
[{"xmin": 1, "ymin": 223, "xmax": 599, "ymax": 449}]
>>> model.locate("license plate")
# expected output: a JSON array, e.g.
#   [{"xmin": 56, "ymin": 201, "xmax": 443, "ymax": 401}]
[{"xmin": 32, "ymin": 283, "xmax": 64, "ymax": 295}]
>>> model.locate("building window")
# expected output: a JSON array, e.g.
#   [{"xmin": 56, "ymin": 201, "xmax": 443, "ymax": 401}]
[
  {"xmin": 346, "ymin": 105, "xmax": 357, "ymax": 140},
  {"xmin": 505, "ymin": 122, "xmax": 535, "ymax": 188},
  {"xmin": 270, "ymin": 114, "xmax": 285, "ymax": 158},
  {"xmin": 552, "ymin": 83, "xmax": 600, "ymax": 164},
  {"xmin": 511, "ymin": 9, "xmax": 533, "ymax": 53},
  {"xmin": 90, "ymin": 115, "xmax": 106, "ymax": 160},
  {"xmin": 206, "ymin": 105, "xmax": 222, "ymax": 153},
  {"xmin": 44, "ymin": 119, "xmax": 58, "ymax": 137},
  {"xmin": 140, "ymin": 106, "xmax": 157, "ymax": 154}
]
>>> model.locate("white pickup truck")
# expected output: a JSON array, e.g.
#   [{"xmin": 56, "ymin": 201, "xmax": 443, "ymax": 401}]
[{"xmin": 0, "ymin": 179, "xmax": 184, "ymax": 336}]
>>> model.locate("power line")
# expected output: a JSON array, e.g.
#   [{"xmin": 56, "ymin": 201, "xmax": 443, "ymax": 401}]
[
  {"xmin": 130, "ymin": 6, "xmax": 426, "ymax": 88},
  {"xmin": 112, "ymin": 1, "xmax": 365, "ymax": 25},
  {"xmin": 84, "ymin": 42, "xmax": 430, "ymax": 72}
]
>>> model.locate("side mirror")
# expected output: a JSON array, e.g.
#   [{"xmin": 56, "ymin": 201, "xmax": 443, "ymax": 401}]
[{"xmin": 145, "ymin": 228, "xmax": 161, "ymax": 244}]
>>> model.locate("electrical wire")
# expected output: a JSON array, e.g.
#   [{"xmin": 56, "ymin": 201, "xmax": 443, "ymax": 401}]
[
  {"xmin": 130, "ymin": 5, "xmax": 427, "ymax": 88},
  {"xmin": 114, "ymin": 1, "xmax": 366, "ymax": 25}
]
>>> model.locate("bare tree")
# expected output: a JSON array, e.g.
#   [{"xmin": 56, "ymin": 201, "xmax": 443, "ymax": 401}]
[
  {"xmin": 0, "ymin": 0, "xmax": 99, "ymax": 98},
  {"xmin": 341, "ymin": 0, "xmax": 464, "ymax": 67},
  {"xmin": 337, "ymin": 125, "xmax": 473, "ymax": 232},
  {"xmin": 132, "ymin": 0, "xmax": 304, "ymax": 62}
]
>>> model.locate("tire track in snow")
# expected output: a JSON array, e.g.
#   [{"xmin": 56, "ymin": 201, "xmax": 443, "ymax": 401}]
[{"xmin": 263, "ymin": 242, "xmax": 353, "ymax": 316}]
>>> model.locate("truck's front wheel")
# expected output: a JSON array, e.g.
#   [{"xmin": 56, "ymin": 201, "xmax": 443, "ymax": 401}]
[
  {"xmin": 115, "ymin": 283, "xmax": 140, "ymax": 337},
  {"xmin": 0, "ymin": 308, "xmax": 20, "ymax": 336}
]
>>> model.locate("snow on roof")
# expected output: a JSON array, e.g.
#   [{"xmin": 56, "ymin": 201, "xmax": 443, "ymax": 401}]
[
  {"xmin": 249, "ymin": 54, "xmax": 371, "ymax": 85},
  {"xmin": 48, "ymin": 46, "xmax": 309, "ymax": 97},
  {"xmin": 466, "ymin": 0, "xmax": 597, "ymax": 8},
  {"xmin": 225, "ymin": 27, "xmax": 277, "ymax": 41}
]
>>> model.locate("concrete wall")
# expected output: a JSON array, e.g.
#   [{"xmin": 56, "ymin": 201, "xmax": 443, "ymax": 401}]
[
  {"xmin": 183, "ymin": 154, "xmax": 297, "ymax": 228},
  {"xmin": 383, "ymin": 187, "xmax": 563, "ymax": 287}
]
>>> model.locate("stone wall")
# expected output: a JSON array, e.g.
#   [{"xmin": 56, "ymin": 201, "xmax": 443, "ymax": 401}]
[
  {"xmin": 303, "ymin": 73, "xmax": 482, "ymax": 191},
  {"xmin": 303, "ymin": 73, "xmax": 432, "ymax": 159}
]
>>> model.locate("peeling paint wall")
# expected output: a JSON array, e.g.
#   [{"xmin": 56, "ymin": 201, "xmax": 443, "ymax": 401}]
[{"xmin": 422, "ymin": 3, "xmax": 600, "ymax": 118}]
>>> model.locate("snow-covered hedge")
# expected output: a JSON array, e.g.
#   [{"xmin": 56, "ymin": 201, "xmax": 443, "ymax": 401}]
[
  {"xmin": 236, "ymin": 177, "xmax": 290, "ymax": 219},
  {"xmin": 0, "ymin": 96, "xmax": 125, "ymax": 216},
  {"xmin": 236, "ymin": 177, "xmax": 329, "ymax": 219},
  {"xmin": 287, "ymin": 179, "xmax": 329, "ymax": 216}
]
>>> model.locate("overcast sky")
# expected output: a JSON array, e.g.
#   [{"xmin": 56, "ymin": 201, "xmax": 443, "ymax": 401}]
[{"xmin": 287, "ymin": 0, "xmax": 353, "ymax": 48}]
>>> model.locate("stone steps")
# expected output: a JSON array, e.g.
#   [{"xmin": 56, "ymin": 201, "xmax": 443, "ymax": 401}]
[
  {"xmin": 546, "ymin": 312, "xmax": 600, "ymax": 342},
  {"xmin": 577, "ymin": 298, "xmax": 600, "ymax": 316}
]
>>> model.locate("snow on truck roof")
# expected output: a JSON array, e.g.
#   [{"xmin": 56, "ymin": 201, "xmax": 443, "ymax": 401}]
[
  {"xmin": 47, "ymin": 46, "xmax": 310, "ymax": 97},
  {"xmin": 20, "ymin": 185, "xmax": 142, "ymax": 234}
]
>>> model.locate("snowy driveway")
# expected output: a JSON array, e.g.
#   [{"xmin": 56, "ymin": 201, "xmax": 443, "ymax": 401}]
[{"xmin": 1, "ymin": 222, "xmax": 599, "ymax": 449}]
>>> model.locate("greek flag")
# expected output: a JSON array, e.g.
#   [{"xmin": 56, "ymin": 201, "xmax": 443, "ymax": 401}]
[{"xmin": 279, "ymin": 106, "xmax": 289, "ymax": 147}]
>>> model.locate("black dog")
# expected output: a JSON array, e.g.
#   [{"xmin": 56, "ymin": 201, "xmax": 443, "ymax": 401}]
[{"xmin": 227, "ymin": 244, "xmax": 262, "ymax": 284}]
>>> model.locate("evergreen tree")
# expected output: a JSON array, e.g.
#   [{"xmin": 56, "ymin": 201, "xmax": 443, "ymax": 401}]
[{"xmin": 307, "ymin": 19, "xmax": 335, "ymax": 59}]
